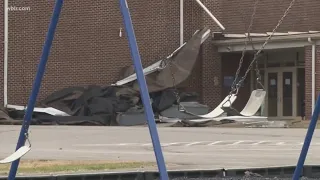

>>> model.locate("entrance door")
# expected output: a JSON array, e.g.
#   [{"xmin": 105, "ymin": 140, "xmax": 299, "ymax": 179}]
[{"xmin": 265, "ymin": 68, "xmax": 297, "ymax": 119}]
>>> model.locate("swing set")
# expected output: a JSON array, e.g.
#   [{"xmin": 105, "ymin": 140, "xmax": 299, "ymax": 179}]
[
  {"xmin": 1, "ymin": 0, "xmax": 319, "ymax": 180},
  {"xmin": 168, "ymin": 0, "xmax": 295, "ymax": 123}
]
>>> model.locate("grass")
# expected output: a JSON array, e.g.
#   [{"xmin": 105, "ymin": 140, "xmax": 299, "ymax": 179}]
[{"xmin": 0, "ymin": 160, "xmax": 155, "ymax": 175}]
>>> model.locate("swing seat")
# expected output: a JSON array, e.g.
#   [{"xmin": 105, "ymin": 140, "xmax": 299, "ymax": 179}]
[
  {"xmin": 0, "ymin": 146, "xmax": 31, "ymax": 164},
  {"xmin": 162, "ymin": 94, "xmax": 237, "ymax": 121},
  {"xmin": 221, "ymin": 89, "xmax": 266, "ymax": 117},
  {"xmin": 198, "ymin": 94, "xmax": 237, "ymax": 118}
]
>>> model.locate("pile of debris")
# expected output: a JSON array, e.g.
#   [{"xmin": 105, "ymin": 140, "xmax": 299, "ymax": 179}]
[
  {"xmin": 0, "ymin": 85, "xmax": 204, "ymax": 126},
  {"xmin": 0, "ymin": 27, "xmax": 212, "ymax": 126}
]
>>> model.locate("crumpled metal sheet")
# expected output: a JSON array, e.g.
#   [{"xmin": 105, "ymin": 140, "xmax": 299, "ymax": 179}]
[{"xmin": 120, "ymin": 27, "xmax": 209, "ymax": 93}]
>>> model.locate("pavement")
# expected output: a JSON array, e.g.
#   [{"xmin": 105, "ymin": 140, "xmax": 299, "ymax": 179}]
[{"xmin": 1, "ymin": 125, "xmax": 320, "ymax": 170}]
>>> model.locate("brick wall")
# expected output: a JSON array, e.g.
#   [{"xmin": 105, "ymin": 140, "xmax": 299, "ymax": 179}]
[
  {"xmin": 304, "ymin": 45, "xmax": 320, "ymax": 120},
  {"xmin": 200, "ymin": 0, "xmax": 223, "ymax": 109},
  {"xmin": 305, "ymin": 46, "xmax": 312, "ymax": 119},
  {"xmin": 221, "ymin": 0, "xmax": 320, "ymax": 33},
  {"xmin": 2, "ymin": 0, "xmax": 320, "ymax": 111},
  {"xmin": 5, "ymin": 1, "xmax": 180, "ymax": 105}
]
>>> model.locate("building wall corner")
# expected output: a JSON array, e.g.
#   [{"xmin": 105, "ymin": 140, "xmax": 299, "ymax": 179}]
[{"xmin": 304, "ymin": 45, "xmax": 320, "ymax": 120}]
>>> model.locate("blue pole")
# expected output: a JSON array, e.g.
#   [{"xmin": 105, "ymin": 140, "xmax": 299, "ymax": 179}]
[
  {"xmin": 8, "ymin": 0, "xmax": 64, "ymax": 179},
  {"xmin": 119, "ymin": 0, "xmax": 169, "ymax": 179},
  {"xmin": 292, "ymin": 94, "xmax": 320, "ymax": 180}
]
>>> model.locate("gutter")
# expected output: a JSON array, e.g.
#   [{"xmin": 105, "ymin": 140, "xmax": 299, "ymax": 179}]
[{"xmin": 213, "ymin": 32, "xmax": 320, "ymax": 45}]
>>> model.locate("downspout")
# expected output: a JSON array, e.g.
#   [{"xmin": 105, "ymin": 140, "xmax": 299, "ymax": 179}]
[
  {"xmin": 180, "ymin": 0, "xmax": 184, "ymax": 46},
  {"xmin": 308, "ymin": 37, "xmax": 316, "ymax": 113},
  {"xmin": 4, "ymin": 0, "xmax": 8, "ymax": 107}
]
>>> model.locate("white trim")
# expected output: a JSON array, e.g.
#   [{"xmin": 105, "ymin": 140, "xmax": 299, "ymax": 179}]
[
  {"xmin": 266, "ymin": 32, "xmax": 289, "ymax": 36},
  {"xmin": 217, "ymin": 40, "xmax": 320, "ymax": 52},
  {"xmin": 4, "ymin": 0, "xmax": 8, "ymax": 106},
  {"xmin": 312, "ymin": 44, "xmax": 316, "ymax": 113},
  {"xmin": 219, "ymin": 31, "xmax": 320, "ymax": 39},
  {"xmin": 214, "ymin": 31, "xmax": 320, "ymax": 44},
  {"xmin": 180, "ymin": 0, "xmax": 184, "ymax": 46},
  {"xmin": 245, "ymin": 33, "xmax": 269, "ymax": 37},
  {"xmin": 308, "ymin": 38, "xmax": 316, "ymax": 113},
  {"xmin": 288, "ymin": 31, "xmax": 310, "ymax": 35}
]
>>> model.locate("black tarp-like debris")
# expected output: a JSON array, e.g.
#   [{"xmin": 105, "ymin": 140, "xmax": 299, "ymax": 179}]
[
  {"xmin": 151, "ymin": 88, "xmax": 200, "ymax": 113},
  {"xmin": 35, "ymin": 85, "xmax": 140, "ymax": 125},
  {"xmin": 0, "ymin": 108, "xmax": 13, "ymax": 121},
  {"xmin": 0, "ymin": 86, "xmax": 202, "ymax": 126}
]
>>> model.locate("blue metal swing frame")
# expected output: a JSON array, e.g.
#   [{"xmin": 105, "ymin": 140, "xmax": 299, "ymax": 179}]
[{"xmin": 7, "ymin": 0, "xmax": 169, "ymax": 179}]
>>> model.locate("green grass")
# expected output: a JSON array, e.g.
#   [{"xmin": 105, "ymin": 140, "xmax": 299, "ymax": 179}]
[{"xmin": 0, "ymin": 160, "xmax": 155, "ymax": 175}]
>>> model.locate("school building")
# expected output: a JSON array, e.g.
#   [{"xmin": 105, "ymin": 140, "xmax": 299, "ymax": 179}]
[{"xmin": 1, "ymin": 0, "xmax": 320, "ymax": 120}]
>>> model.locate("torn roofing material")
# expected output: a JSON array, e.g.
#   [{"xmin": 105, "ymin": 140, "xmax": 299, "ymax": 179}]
[
  {"xmin": 113, "ymin": 27, "xmax": 211, "ymax": 87},
  {"xmin": 0, "ymin": 85, "xmax": 202, "ymax": 126},
  {"xmin": 140, "ymin": 27, "xmax": 208, "ymax": 93},
  {"xmin": 6, "ymin": 105, "xmax": 70, "ymax": 116}
]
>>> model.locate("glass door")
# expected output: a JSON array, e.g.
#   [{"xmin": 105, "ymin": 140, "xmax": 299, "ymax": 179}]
[
  {"xmin": 267, "ymin": 72, "xmax": 278, "ymax": 117},
  {"xmin": 265, "ymin": 68, "xmax": 297, "ymax": 119},
  {"xmin": 282, "ymin": 71, "xmax": 293, "ymax": 116}
]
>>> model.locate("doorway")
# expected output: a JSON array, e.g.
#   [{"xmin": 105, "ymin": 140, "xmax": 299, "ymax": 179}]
[{"xmin": 265, "ymin": 67, "xmax": 297, "ymax": 119}]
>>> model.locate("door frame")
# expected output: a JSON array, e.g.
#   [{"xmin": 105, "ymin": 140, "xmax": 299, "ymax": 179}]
[{"xmin": 264, "ymin": 67, "xmax": 297, "ymax": 120}]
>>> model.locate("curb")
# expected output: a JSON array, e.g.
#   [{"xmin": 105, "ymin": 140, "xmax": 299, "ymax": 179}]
[{"xmin": 1, "ymin": 166, "xmax": 320, "ymax": 179}]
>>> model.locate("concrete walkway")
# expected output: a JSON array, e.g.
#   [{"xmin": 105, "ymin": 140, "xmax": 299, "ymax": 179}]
[{"xmin": 0, "ymin": 125, "xmax": 319, "ymax": 170}]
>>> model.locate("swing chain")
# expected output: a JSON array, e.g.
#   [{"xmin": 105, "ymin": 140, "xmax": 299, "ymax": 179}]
[
  {"xmin": 167, "ymin": 0, "xmax": 295, "ymax": 110},
  {"xmin": 234, "ymin": 0, "xmax": 296, "ymax": 90},
  {"xmin": 248, "ymin": 32, "xmax": 265, "ymax": 90},
  {"xmin": 22, "ymin": 107, "xmax": 32, "ymax": 147},
  {"xmin": 225, "ymin": 0, "xmax": 260, "ymax": 105},
  {"xmin": 24, "ymin": 131, "xmax": 31, "ymax": 147},
  {"xmin": 21, "ymin": 56, "xmax": 32, "ymax": 148},
  {"xmin": 254, "ymin": 55, "xmax": 264, "ymax": 89}
]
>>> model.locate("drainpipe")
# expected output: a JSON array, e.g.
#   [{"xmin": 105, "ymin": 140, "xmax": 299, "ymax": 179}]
[
  {"xmin": 308, "ymin": 37, "xmax": 316, "ymax": 113},
  {"xmin": 4, "ymin": 0, "xmax": 8, "ymax": 107},
  {"xmin": 180, "ymin": 0, "xmax": 184, "ymax": 46}
]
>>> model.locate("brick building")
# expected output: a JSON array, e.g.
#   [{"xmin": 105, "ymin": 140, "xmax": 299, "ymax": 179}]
[{"xmin": 1, "ymin": 0, "xmax": 320, "ymax": 120}]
